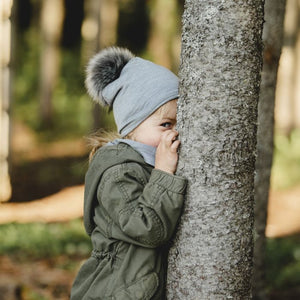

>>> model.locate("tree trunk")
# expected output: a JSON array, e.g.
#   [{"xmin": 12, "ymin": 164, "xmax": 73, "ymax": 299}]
[
  {"xmin": 167, "ymin": 1, "xmax": 264, "ymax": 299},
  {"xmin": 39, "ymin": 0, "xmax": 64, "ymax": 127},
  {"xmin": 275, "ymin": 0, "xmax": 300, "ymax": 134},
  {"xmin": 148, "ymin": 0, "xmax": 181, "ymax": 71},
  {"xmin": 117, "ymin": 0, "xmax": 149, "ymax": 54},
  {"xmin": 252, "ymin": 1, "xmax": 286, "ymax": 299},
  {"xmin": 82, "ymin": 0, "xmax": 118, "ymax": 130},
  {"xmin": 0, "ymin": 0, "xmax": 13, "ymax": 202}
]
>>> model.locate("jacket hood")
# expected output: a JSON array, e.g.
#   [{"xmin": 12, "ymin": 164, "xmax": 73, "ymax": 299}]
[{"xmin": 84, "ymin": 142, "xmax": 150, "ymax": 235}]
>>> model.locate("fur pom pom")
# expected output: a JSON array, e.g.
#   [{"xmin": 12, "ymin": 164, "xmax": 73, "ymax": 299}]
[{"xmin": 85, "ymin": 47, "xmax": 134, "ymax": 106}]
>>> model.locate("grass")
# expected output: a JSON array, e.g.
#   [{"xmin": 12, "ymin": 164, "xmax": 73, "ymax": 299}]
[
  {"xmin": 271, "ymin": 129, "xmax": 300, "ymax": 190},
  {"xmin": 0, "ymin": 220, "xmax": 299, "ymax": 294},
  {"xmin": 0, "ymin": 219, "xmax": 91, "ymax": 260},
  {"xmin": 266, "ymin": 236, "xmax": 300, "ymax": 291}
]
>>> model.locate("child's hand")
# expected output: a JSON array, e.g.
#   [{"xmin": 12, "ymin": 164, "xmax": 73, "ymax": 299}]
[{"xmin": 155, "ymin": 130, "xmax": 180, "ymax": 174}]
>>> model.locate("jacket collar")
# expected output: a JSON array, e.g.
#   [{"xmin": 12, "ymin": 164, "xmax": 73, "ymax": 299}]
[{"xmin": 108, "ymin": 139, "xmax": 156, "ymax": 167}]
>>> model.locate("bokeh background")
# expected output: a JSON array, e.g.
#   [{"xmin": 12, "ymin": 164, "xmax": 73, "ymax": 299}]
[{"xmin": 0, "ymin": 0, "xmax": 299, "ymax": 299}]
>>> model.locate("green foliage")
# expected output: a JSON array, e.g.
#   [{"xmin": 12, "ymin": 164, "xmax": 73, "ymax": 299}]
[
  {"xmin": 13, "ymin": 26, "xmax": 116, "ymax": 143},
  {"xmin": 1, "ymin": 221, "xmax": 299, "ymax": 294},
  {"xmin": 266, "ymin": 236, "xmax": 300, "ymax": 290},
  {"xmin": 9, "ymin": 3, "xmax": 300, "ymax": 297},
  {"xmin": 271, "ymin": 129, "xmax": 300, "ymax": 190},
  {"xmin": 0, "ymin": 219, "xmax": 91, "ymax": 259},
  {"xmin": 14, "ymin": 34, "xmax": 93, "ymax": 140},
  {"xmin": 13, "ymin": 27, "xmax": 41, "ymax": 130}
]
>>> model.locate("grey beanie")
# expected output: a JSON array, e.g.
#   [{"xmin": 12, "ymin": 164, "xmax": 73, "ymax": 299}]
[{"xmin": 85, "ymin": 47, "xmax": 179, "ymax": 137}]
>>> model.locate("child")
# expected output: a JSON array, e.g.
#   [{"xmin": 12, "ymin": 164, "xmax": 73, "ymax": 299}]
[{"xmin": 70, "ymin": 47, "xmax": 187, "ymax": 300}]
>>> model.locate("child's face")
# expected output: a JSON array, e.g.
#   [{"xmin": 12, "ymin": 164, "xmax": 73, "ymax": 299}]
[{"xmin": 131, "ymin": 99, "xmax": 177, "ymax": 147}]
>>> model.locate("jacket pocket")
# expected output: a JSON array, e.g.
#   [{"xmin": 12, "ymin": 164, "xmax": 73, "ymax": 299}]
[{"xmin": 112, "ymin": 272, "xmax": 159, "ymax": 300}]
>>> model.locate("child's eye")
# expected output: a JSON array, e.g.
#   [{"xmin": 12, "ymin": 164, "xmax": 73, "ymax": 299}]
[{"xmin": 161, "ymin": 122, "xmax": 172, "ymax": 128}]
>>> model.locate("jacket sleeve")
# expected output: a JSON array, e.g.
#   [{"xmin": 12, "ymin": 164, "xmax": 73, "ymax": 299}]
[{"xmin": 97, "ymin": 162, "xmax": 187, "ymax": 248}]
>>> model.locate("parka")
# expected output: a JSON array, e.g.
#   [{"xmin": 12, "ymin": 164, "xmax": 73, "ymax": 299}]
[{"xmin": 70, "ymin": 142, "xmax": 187, "ymax": 300}]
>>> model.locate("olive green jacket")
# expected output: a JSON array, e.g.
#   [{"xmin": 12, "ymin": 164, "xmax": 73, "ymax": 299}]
[{"xmin": 71, "ymin": 143, "xmax": 187, "ymax": 300}]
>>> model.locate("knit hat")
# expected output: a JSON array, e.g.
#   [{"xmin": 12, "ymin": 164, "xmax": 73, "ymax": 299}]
[{"xmin": 85, "ymin": 47, "xmax": 179, "ymax": 137}]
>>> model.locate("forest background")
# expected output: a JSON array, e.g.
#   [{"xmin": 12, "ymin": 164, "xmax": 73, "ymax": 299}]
[{"xmin": 0, "ymin": 0, "xmax": 300, "ymax": 299}]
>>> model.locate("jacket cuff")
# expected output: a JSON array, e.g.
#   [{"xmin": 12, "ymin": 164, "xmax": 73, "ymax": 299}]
[{"xmin": 150, "ymin": 169, "xmax": 187, "ymax": 194}]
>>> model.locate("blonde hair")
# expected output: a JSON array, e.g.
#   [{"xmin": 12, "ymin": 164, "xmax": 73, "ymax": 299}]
[{"xmin": 86, "ymin": 129, "xmax": 121, "ymax": 162}]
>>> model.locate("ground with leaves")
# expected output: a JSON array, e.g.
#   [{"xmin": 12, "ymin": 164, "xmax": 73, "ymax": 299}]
[
  {"xmin": 0, "ymin": 123, "xmax": 299, "ymax": 299},
  {"xmin": 1, "ymin": 183, "xmax": 300, "ymax": 299}
]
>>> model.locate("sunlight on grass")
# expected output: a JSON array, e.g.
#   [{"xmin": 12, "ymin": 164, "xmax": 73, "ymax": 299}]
[{"xmin": 271, "ymin": 129, "xmax": 300, "ymax": 190}]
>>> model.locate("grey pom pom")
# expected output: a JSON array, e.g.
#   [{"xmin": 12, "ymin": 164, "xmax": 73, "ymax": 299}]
[{"xmin": 85, "ymin": 47, "xmax": 134, "ymax": 106}]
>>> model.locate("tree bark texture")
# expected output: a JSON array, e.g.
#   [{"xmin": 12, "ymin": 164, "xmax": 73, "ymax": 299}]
[
  {"xmin": 167, "ymin": 1, "xmax": 264, "ymax": 299},
  {"xmin": 252, "ymin": 1, "xmax": 286, "ymax": 299}
]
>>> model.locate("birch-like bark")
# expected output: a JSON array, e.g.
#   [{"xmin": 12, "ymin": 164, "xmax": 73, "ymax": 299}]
[
  {"xmin": 167, "ymin": 1, "xmax": 264, "ymax": 299},
  {"xmin": 0, "ymin": 0, "xmax": 13, "ymax": 202},
  {"xmin": 253, "ymin": 1, "xmax": 286, "ymax": 299}
]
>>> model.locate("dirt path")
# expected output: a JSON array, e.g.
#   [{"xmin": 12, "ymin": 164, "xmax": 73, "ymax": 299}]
[
  {"xmin": 0, "ymin": 184, "xmax": 299, "ymax": 300},
  {"xmin": 1, "ymin": 184, "xmax": 300, "ymax": 238},
  {"xmin": 0, "ymin": 255, "xmax": 75, "ymax": 300},
  {"xmin": 0, "ymin": 185, "xmax": 84, "ymax": 224}
]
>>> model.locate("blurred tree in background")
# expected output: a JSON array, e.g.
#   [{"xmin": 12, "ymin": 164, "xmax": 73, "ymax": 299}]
[
  {"xmin": 0, "ymin": 0, "xmax": 300, "ymax": 299},
  {"xmin": 117, "ymin": 0, "xmax": 150, "ymax": 54},
  {"xmin": 11, "ymin": 0, "xmax": 182, "ymax": 141},
  {"xmin": 0, "ymin": 0, "xmax": 13, "ymax": 202},
  {"xmin": 253, "ymin": 1, "xmax": 286, "ymax": 299},
  {"xmin": 6, "ymin": 0, "xmax": 183, "ymax": 203}
]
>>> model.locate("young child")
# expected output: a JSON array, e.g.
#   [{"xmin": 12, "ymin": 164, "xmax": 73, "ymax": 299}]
[{"xmin": 70, "ymin": 47, "xmax": 187, "ymax": 300}]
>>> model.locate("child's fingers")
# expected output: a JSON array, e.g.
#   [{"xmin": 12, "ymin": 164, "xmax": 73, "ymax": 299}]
[
  {"xmin": 170, "ymin": 139, "xmax": 180, "ymax": 152},
  {"xmin": 161, "ymin": 130, "xmax": 179, "ymax": 145}
]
